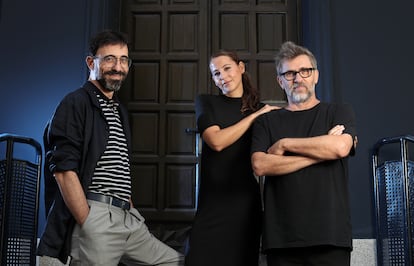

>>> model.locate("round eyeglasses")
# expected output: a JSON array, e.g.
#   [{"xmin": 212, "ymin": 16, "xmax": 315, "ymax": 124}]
[
  {"xmin": 94, "ymin": 55, "xmax": 132, "ymax": 68},
  {"xmin": 279, "ymin": 67, "xmax": 315, "ymax": 81}
]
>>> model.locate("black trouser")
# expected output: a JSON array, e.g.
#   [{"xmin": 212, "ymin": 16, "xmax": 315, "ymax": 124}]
[{"xmin": 266, "ymin": 245, "xmax": 351, "ymax": 266}]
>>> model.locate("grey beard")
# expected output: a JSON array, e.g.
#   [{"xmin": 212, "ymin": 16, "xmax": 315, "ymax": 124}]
[
  {"xmin": 98, "ymin": 78, "xmax": 122, "ymax": 92},
  {"xmin": 291, "ymin": 92, "xmax": 310, "ymax": 103},
  {"xmin": 289, "ymin": 85, "xmax": 313, "ymax": 104}
]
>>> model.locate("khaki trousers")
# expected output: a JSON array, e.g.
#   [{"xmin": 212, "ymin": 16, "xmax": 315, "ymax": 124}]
[{"xmin": 70, "ymin": 200, "xmax": 184, "ymax": 266}]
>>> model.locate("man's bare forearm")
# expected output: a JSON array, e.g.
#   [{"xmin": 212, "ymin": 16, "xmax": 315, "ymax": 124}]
[
  {"xmin": 251, "ymin": 152, "xmax": 321, "ymax": 176},
  {"xmin": 55, "ymin": 170, "xmax": 89, "ymax": 225},
  {"xmin": 271, "ymin": 134, "xmax": 353, "ymax": 160}
]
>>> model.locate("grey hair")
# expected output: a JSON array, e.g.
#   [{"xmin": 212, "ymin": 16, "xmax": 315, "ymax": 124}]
[{"xmin": 274, "ymin": 41, "xmax": 318, "ymax": 75}]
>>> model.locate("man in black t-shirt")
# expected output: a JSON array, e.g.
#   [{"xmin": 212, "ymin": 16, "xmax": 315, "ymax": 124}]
[{"xmin": 251, "ymin": 41, "xmax": 357, "ymax": 266}]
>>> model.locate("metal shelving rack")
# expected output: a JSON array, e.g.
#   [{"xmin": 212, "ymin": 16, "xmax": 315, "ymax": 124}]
[
  {"xmin": 0, "ymin": 133, "xmax": 42, "ymax": 266},
  {"xmin": 373, "ymin": 135, "xmax": 414, "ymax": 265}
]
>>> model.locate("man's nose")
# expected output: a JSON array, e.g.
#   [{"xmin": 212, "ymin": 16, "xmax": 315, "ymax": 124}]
[
  {"xmin": 112, "ymin": 59, "xmax": 123, "ymax": 70},
  {"xmin": 293, "ymin": 72, "xmax": 303, "ymax": 81}
]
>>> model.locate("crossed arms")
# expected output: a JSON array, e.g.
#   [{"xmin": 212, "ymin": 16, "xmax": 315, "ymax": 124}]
[{"xmin": 251, "ymin": 125, "xmax": 354, "ymax": 177}]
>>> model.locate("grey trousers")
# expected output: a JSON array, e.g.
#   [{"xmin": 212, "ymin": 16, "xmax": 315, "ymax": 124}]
[{"xmin": 70, "ymin": 200, "xmax": 184, "ymax": 265}]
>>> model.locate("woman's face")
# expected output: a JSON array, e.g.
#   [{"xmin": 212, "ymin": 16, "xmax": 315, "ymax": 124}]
[{"xmin": 210, "ymin": 55, "xmax": 245, "ymax": 97}]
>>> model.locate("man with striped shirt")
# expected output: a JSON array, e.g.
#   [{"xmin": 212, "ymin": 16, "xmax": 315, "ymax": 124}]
[{"xmin": 37, "ymin": 30, "xmax": 184, "ymax": 265}]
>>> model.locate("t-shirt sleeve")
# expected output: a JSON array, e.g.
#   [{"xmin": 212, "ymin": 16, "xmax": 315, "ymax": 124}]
[
  {"xmin": 251, "ymin": 114, "xmax": 272, "ymax": 154},
  {"xmin": 195, "ymin": 94, "xmax": 215, "ymax": 134},
  {"xmin": 335, "ymin": 103, "xmax": 357, "ymax": 156}
]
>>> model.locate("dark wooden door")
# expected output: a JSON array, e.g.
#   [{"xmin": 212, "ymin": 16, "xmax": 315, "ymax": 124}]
[{"xmin": 119, "ymin": 0, "xmax": 301, "ymax": 235}]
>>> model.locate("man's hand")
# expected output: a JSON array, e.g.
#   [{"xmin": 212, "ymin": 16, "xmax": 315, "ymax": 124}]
[
  {"xmin": 328, "ymin": 125, "xmax": 345, "ymax": 135},
  {"xmin": 267, "ymin": 139, "xmax": 284, "ymax": 155}
]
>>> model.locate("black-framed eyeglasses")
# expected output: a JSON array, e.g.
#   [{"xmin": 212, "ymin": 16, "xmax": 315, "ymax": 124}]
[
  {"xmin": 279, "ymin": 67, "xmax": 315, "ymax": 81},
  {"xmin": 93, "ymin": 55, "xmax": 132, "ymax": 68}
]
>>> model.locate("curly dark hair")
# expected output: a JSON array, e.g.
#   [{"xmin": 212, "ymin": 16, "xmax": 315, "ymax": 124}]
[
  {"xmin": 89, "ymin": 30, "xmax": 129, "ymax": 56},
  {"xmin": 210, "ymin": 50, "xmax": 261, "ymax": 113}
]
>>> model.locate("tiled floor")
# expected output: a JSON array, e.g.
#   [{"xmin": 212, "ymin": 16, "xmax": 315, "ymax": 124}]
[
  {"xmin": 37, "ymin": 239, "xmax": 377, "ymax": 266},
  {"xmin": 351, "ymin": 239, "xmax": 377, "ymax": 266}
]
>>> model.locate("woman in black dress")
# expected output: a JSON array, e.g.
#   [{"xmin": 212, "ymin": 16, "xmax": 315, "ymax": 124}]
[{"xmin": 185, "ymin": 50, "xmax": 278, "ymax": 266}]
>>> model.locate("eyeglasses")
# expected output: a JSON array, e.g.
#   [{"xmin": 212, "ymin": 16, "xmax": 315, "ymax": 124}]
[
  {"xmin": 279, "ymin": 67, "xmax": 315, "ymax": 81},
  {"xmin": 94, "ymin": 55, "xmax": 132, "ymax": 68}
]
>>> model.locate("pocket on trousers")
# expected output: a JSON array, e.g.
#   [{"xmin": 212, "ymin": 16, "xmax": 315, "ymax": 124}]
[
  {"xmin": 129, "ymin": 207, "xmax": 145, "ymax": 222},
  {"xmin": 79, "ymin": 203, "xmax": 94, "ymax": 230},
  {"xmin": 79, "ymin": 201, "xmax": 109, "ymax": 235}
]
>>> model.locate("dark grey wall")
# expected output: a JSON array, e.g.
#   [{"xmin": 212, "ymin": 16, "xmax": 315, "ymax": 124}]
[
  {"xmin": 332, "ymin": 0, "xmax": 414, "ymax": 238},
  {"xmin": 0, "ymin": 0, "xmax": 88, "ymax": 235},
  {"xmin": 1, "ymin": 0, "xmax": 412, "ymax": 238},
  {"xmin": 0, "ymin": 0, "xmax": 119, "ymax": 235},
  {"xmin": 302, "ymin": 0, "xmax": 414, "ymax": 238}
]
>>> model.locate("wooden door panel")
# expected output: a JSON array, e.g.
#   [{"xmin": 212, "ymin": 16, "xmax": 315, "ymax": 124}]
[
  {"xmin": 130, "ymin": 113, "xmax": 158, "ymax": 154},
  {"xmin": 258, "ymin": 61, "xmax": 286, "ymax": 102},
  {"xmin": 257, "ymin": 13, "xmax": 286, "ymax": 53},
  {"xmin": 220, "ymin": 14, "xmax": 250, "ymax": 50},
  {"xmin": 166, "ymin": 113, "xmax": 195, "ymax": 155},
  {"xmin": 131, "ymin": 163, "xmax": 157, "ymax": 209},
  {"xmin": 165, "ymin": 163, "xmax": 197, "ymax": 209},
  {"xmin": 168, "ymin": 14, "xmax": 198, "ymax": 52},
  {"xmin": 167, "ymin": 62, "xmax": 198, "ymax": 103},
  {"xmin": 131, "ymin": 63, "xmax": 160, "ymax": 101},
  {"xmin": 133, "ymin": 14, "xmax": 161, "ymax": 52}
]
